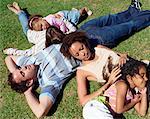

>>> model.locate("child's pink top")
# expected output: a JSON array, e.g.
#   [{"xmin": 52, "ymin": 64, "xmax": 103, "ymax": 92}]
[
  {"xmin": 104, "ymin": 81, "xmax": 133, "ymax": 112},
  {"xmin": 44, "ymin": 14, "xmax": 68, "ymax": 33}
]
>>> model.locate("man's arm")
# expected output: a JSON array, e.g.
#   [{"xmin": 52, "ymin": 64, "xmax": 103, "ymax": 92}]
[
  {"xmin": 5, "ymin": 55, "xmax": 20, "ymax": 72},
  {"xmin": 24, "ymin": 88, "xmax": 53, "ymax": 118}
]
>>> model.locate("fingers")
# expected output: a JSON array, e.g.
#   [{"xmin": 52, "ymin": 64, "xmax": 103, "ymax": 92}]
[
  {"xmin": 111, "ymin": 66, "xmax": 121, "ymax": 75},
  {"xmin": 108, "ymin": 66, "xmax": 122, "ymax": 84},
  {"xmin": 119, "ymin": 58, "xmax": 126, "ymax": 67},
  {"xmin": 115, "ymin": 74, "xmax": 122, "ymax": 80},
  {"xmin": 139, "ymin": 87, "xmax": 147, "ymax": 94}
]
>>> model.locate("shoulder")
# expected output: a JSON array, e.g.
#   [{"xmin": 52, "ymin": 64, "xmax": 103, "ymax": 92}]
[
  {"xmin": 76, "ymin": 69, "xmax": 87, "ymax": 79},
  {"xmin": 116, "ymin": 80, "xmax": 128, "ymax": 91}
]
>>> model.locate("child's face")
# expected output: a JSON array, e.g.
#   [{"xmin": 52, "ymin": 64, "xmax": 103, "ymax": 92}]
[
  {"xmin": 132, "ymin": 65, "xmax": 148, "ymax": 89},
  {"xmin": 33, "ymin": 19, "xmax": 50, "ymax": 31}
]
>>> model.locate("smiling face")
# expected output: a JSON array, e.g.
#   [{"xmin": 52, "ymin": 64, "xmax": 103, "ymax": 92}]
[
  {"xmin": 69, "ymin": 41, "xmax": 92, "ymax": 61},
  {"xmin": 12, "ymin": 64, "xmax": 38, "ymax": 84},
  {"xmin": 131, "ymin": 65, "xmax": 148, "ymax": 89},
  {"xmin": 33, "ymin": 18, "xmax": 50, "ymax": 31}
]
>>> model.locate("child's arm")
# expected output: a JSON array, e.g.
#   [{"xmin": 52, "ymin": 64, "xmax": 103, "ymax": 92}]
[
  {"xmin": 115, "ymin": 81, "xmax": 141, "ymax": 114},
  {"xmin": 77, "ymin": 66, "xmax": 121, "ymax": 106},
  {"xmin": 3, "ymin": 40, "xmax": 45, "ymax": 56},
  {"xmin": 134, "ymin": 87, "xmax": 147, "ymax": 116}
]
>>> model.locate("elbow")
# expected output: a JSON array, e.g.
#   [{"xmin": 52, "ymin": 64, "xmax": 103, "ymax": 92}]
[
  {"xmin": 5, "ymin": 56, "xmax": 12, "ymax": 65},
  {"xmin": 5, "ymin": 56, "xmax": 10, "ymax": 63},
  {"xmin": 115, "ymin": 109, "xmax": 124, "ymax": 114},
  {"xmin": 139, "ymin": 112, "xmax": 146, "ymax": 117},
  {"xmin": 79, "ymin": 99, "xmax": 88, "ymax": 106},
  {"xmin": 35, "ymin": 108, "xmax": 47, "ymax": 119},
  {"xmin": 35, "ymin": 111, "xmax": 45, "ymax": 119}
]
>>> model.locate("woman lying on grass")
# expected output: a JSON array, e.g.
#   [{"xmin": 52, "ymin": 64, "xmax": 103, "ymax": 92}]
[{"xmin": 60, "ymin": 32, "xmax": 149, "ymax": 118}]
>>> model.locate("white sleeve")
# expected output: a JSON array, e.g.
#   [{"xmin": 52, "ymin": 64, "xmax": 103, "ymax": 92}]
[
  {"xmin": 63, "ymin": 19, "xmax": 77, "ymax": 34},
  {"xmin": 3, "ymin": 40, "xmax": 45, "ymax": 56},
  {"xmin": 27, "ymin": 29, "xmax": 46, "ymax": 44},
  {"xmin": 3, "ymin": 47, "xmax": 32, "ymax": 56}
]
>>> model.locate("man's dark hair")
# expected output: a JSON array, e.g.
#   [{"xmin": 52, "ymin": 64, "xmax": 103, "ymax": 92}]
[
  {"xmin": 60, "ymin": 31, "xmax": 94, "ymax": 59},
  {"xmin": 8, "ymin": 73, "xmax": 29, "ymax": 93},
  {"xmin": 45, "ymin": 26, "xmax": 65, "ymax": 47}
]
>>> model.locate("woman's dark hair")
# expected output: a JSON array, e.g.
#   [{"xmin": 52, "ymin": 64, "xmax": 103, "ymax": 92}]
[
  {"xmin": 45, "ymin": 26, "xmax": 65, "ymax": 47},
  {"xmin": 60, "ymin": 31, "xmax": 94, "ymax": 59},
  {"xmin": 28, "ymin": 15, "xmax": 43, "ymax": 30},
  {"xmin": 120, "ymin": 58, "xmax": 147, "ymax": 87}
]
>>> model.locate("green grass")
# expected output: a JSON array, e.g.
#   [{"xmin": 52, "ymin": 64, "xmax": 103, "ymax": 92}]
[{"xmin": 0, "ymin": 0, "xmax": 150, "ymax": 118}]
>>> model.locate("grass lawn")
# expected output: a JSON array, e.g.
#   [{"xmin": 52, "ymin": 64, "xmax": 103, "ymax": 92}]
[{"xmin": 0, "ymin": 0, "xmax": 150, "ymax": 118}]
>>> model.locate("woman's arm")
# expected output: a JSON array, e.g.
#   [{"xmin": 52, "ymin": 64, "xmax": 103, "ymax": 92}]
[
  {"xmin": 77, "ymin": 67, "xmax": 121, "ymax": 106},
  {"xmin": 115, "ymin": 81, "xmax": 141, "ymax": 114},
  {"xmin": 134, "ymin": 87, "xmax": 147, "ymax": 116}
]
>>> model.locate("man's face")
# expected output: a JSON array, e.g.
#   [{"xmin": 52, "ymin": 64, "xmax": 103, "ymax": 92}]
[
  {"xmin": 33, "ymin": 19, "xmax": 50, "ymax": 31},
  {"xmin": 12, "ymin": 64, "xmax": 38, "ymax": 83},
  {"xmin": 69, "ymin": 41, "xmax": 91, "ymax": 61}
]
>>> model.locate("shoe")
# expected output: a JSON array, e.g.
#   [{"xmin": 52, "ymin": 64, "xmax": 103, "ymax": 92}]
[
  {"xmin": 71, "ymin": 7, "xmax": 78, "ymax": 11},
  {"xmin": 87, "ymin": 10, "xmax": 93, "ymax": 16},
  {"xmin": 142, "ymin": 60, "xmax": 150, "ymax": 66},
  {"xmin": 131, "ymin": 0, "xmax": 142, "ymax": 10}
]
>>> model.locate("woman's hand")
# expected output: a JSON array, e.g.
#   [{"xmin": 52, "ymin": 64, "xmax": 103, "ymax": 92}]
[
  {"xmin": 119, "ymin": 53, "xmax": 128, "ymax": 67},
  {"xmin": 108, "ymin": 66, "xmax": 122, "ymax": 84}
]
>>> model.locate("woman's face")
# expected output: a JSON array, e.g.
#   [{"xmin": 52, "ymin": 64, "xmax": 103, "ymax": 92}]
[
  {"xmin": 132, "ymin": 65, "xmax": 148, "ymax": 89},
  {"xmin": 69, "ymin": 41, "xmax": 91, "ymax": 61}
]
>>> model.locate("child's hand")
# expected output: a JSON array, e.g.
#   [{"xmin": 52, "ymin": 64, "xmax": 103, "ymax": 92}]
[
  {"xmin": 139, "ymin": 87, "xmax": 147, "ymax": 97},
  {"xmin": 132, "ymin": 94, "xmax": 142, "ymax": 104},
  {"xmin": 108, "ymin": 66, "xmax": 122, "ymax": 84}
]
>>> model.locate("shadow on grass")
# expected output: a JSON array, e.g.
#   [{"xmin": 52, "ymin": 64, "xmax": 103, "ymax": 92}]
[
  {"xmin": 114, "ymin": 26, "xmax": 150, "ymax": 49},
  {"xmin": 46, "ymin": 73, "xmax": 76, "ymax": 116}
]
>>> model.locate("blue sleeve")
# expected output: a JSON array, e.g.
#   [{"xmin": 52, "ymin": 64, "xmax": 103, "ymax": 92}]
[
  {"xmin": 39, "ymin": 85, "xmax": 60, "ymax": 104},
  {"xmin": 16, "ymin": 56, "xmax": 36, "ymax": 66}
]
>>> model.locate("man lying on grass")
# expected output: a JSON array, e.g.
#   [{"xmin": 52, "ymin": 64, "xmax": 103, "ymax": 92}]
[{"xmin": 5, "ymin": 45, "xmax": 79, "ymax": 118}]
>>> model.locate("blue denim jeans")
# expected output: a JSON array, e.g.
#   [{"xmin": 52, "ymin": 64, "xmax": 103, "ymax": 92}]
[
  {"xmin": 59, "ymin": 9, "xmax": 80, "ymax": 25},
  {"xmin": 18, "ymin": 6, "xmax": 150, "ymax": 48},
  {"xmin": 17, "ymin": 10, "xmax": 29, "ymax": 36},
  {"xmin": 79, "ymin": 6, "xmax": 150, "ymax": 48}
]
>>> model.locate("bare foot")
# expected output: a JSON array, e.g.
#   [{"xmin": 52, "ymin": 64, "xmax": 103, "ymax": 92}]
[
  {"xmin": 7, "ymin": 4, "xmax": 19, "ymax": 14},
  {"xmin": 13, "ymin": 2, "xmax": 21, "ymax": 11}
]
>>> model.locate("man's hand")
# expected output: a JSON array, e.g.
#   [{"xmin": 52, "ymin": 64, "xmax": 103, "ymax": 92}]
[{"xmin": 24, "ymin": 86, "xmax": 32, "ymax": 95}]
